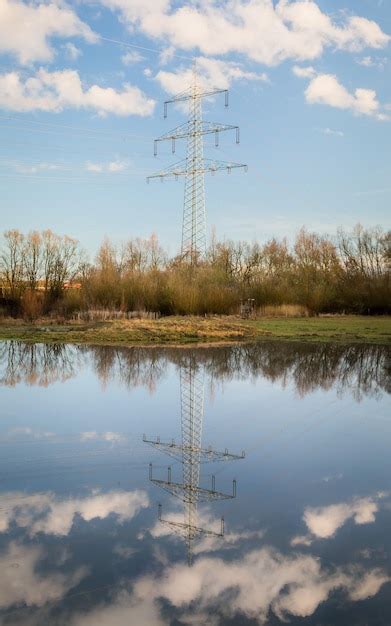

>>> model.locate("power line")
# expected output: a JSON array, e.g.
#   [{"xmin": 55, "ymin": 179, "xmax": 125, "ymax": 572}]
[
  {"xmin": 0, "ymin": 114, "xmax": 151, "ymax": 139},
  {"xmin": 0, "ymin": 155, "xmax": 158, "ymax": 169},
  {"xmin": 0, "ymin": 173, "xmax": 150, "ymax": 186},
  {"xmin": 0, "ymin": 118, "xmax": 151, "ymax": 142},
  {"xmin": 0, "ymin": 142, "xmax": 166, "ymax": 164},
  {"xmin": 98, "ymin": 34, "xmax": 193, "ymax": 61}
]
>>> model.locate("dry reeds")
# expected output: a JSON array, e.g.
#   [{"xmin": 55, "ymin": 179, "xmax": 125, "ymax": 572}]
[{"xmin": 258, "ymin": 304, "xmax": 310, "ymax": 318}]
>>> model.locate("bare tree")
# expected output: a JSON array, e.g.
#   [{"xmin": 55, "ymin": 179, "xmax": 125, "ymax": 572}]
[
  {"xmin": 23, "ymin": 231, "xmax": 42, "ymax": 291},
  {"xmin": 41, "ymin": 230, "xmax": 80, "ymax": 301},
  {"xmin": 338, "ymin": 224, "xmax": 389, "ymax": 279},
  {"xmin": 0, "ymin": 230, "xmax": 25, "ymax": 297}
]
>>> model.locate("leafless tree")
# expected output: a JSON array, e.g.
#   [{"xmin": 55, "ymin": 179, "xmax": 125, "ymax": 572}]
[
  {"xmin": 0, "ymin": 230, "xmax": 25, "ymax": 297},
  {"xmin": 23, "ymin": 231, "xmax": 42, "ymax": 291}
]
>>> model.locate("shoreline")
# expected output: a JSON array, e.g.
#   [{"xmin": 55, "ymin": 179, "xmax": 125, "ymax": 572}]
[{"xmin": 0, "ymin": 315, "xmax": 390, "ymax": 347}]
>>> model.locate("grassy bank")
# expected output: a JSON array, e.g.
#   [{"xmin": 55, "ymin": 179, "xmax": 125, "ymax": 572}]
[{"xmin": 0, "ymin": 315, "xmax": 390, "ymax": 346}]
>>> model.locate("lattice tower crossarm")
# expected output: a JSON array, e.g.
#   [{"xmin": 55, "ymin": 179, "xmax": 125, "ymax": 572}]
[
  {"xmin": 143, "ymin": 435, "xmax": 245, "ymax": 463},
  {"xmin": 153, "ymin": 121, "xmax": 240, "ymax": 155},
  {"xmin": 147, "ymin": 159, "xmax": 247, "ymax": 180},
  {"xmin": 158, "ymin": 503, "xmax": 224, "ymax": 566},
  {"xmin": 149, "ymin": 464, "xmax": 237, "ymax": 502}
]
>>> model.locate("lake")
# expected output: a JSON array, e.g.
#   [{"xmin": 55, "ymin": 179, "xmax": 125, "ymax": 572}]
[{"xmin": 0, "ymin": 340, "xmax": 390, "ymax": 625}]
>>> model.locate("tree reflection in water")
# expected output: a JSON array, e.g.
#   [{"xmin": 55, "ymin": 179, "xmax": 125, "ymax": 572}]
[
  {"xmin": 0, "ymin": 340, "xmax": 389, "ymax": 400},
  {"xmin": 0, "ymin": 341, "xmax": 83, "ymax": 387}
]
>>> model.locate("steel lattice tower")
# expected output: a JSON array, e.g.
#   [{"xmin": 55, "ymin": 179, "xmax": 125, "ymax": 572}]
[
  {"xmin": 182, "ymin": 66, "xmax": 206, "ymax": 262},
  {"xmin": 148, "ymin": 60, "xmax": 247, "ymax": 264},
  {"xmin": 144, "ymin": 356, "xmax": 245, "ymax": 565}
]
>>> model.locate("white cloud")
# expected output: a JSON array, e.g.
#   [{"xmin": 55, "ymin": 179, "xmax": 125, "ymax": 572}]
[
  {"xmin": 9, "ymin": 426, "xmax": 55, "ymax": 437},
  {"xmin": 159, "ymin": 46, "xmax": 176, "ymax": 65},
  {"xmin": 107, "ymin": 160, "xmax": 128, "ymax": 172},
  {"xmin": 85, "ymin": 161, "xmax": 129, "ymax": 174},
  {"xmin": 85, "ymin": 163, "xmax": 104, "ymax": 173},
  {"xmin": 321, "ymin": 127, "xmax": 344, "ymax": 137},
  {"xmin": 9, "ymin": 161, "xmax": 65, "ymax": 175},
  {"xmin": 0, "ymin": 542, "xmax": 86, "ymax": 610},
  {"xmin": 0, "ymin": 489, "xmax": 149, "ymax": 536},
  {"xmin": 121, "ymin": 50, "xmax": 144, "ymax": 65},
  {"xmin": 64, "ymin": 42, "xmax": 82, "ymax": 61},
  {"xmin": 7, "ymin": 426, "xmax": 35, "ymax": 437},
  {"xmin": 359, "ymin": 55, "xmax": 376, "ymax": 67},
  {"xmin": 98, "ymin": 0, "xmax": 390, "ymax": 67},
  {"xmin": 292, "ymin": 65, "xmax": 316, "ymax": 78},
  {"xmin": 70, "ymin": 546, "xmax": 390, "ymax": 626},
  {"xmin": 357, "ymin": 55, "xmax": 387, "ymax": 69},
  {"xmin": 0, "ymin": 68, "xmax": 155, "ymax": 117},
  {"xmin": 302, "ymin": 494, "xmax": 387, "ymax": 540},
  {"xmin": 0, "ymin": 0, "xmax": 96, "ymax": 65},
  {"xmin": 156, "ymin": 56, "xmax": 268, "ymax": 96},
  {"xmin": 305, "ymin": 73, "xmax": 389, "ymax": 120}
]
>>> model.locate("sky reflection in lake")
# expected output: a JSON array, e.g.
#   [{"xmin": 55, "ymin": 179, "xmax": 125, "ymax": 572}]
[{"xmin": 0, "ymin": 340, "xmax": 390, "ymax": 626}]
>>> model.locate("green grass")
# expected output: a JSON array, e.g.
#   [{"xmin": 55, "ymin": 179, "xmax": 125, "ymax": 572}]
[
  {"xmin": 248, "ymin": 316, "xmax": 391, "ymax": 343},
  {"xmin": 0, "ymin": 315, "xmax": 390, "ymax": 346}
]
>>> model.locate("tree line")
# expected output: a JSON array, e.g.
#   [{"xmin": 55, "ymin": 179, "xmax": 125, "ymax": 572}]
[{"xmin": 0, "ymin": 224, "xmax": 389, "ymax": 319}]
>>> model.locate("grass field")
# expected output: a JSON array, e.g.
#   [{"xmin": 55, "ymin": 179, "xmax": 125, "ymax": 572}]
[{"xmin": 0, "ymin": 315, "xmax": 390, "ymax": 346}]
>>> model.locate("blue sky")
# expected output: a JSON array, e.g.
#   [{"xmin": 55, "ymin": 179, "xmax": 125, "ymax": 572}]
[{"xmin": 0, "ymin": 0, "xmax": 390, "ymax": 255}]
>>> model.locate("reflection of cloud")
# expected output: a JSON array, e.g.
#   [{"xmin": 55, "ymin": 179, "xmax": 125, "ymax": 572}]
[
  {"xmin": 319, "ymin": 473, "xmax": 344, "ymax": 483},
  {"xmin": 290, "ymin": 535, "xmax": 313, "ymax": 547},
  {"xmin": 5, "ymin": 427, "xmax": 55, "ymax": 440},
  {"xmin": 0, "ymin": 490, "xmax": 149, "ymax": 536},
  {"xmin": 303, "ymin": 495, "xmax": 386, "ymax": 540},
  {"xmin": 71, "ymin": 590, "xmax": 165, "ymax": 626},
  {"xmin": 71, "ymin": 547, "xmax": 390, "ymax": 626},
  {"xmin": 291, "ymin": 493, "xmax": 389, "ymax": 546},
  {"xmin": 0, "ymin": 542, "xmax": 86, "ymax": 609},
  {"xmin": 179, "ymin": 612, "xmax": 219, "ymax": 626},
  {"xmin": 80, "ymin": 431, "xmax": 125, "ymax": 444},
  {"xmin": 349, "ymin": 569, "xmax": 390, "ymax": 600},
  {"xmin": 0, "ymin": 492, "xmax": 52, "ymax": 533},
  {"xmin": 113, "ymin": 544, "xmax": 138, "ymax": 559},
  {"xmin": 193, "ymin": 528, "xmax": 265, "ymax": 556}
]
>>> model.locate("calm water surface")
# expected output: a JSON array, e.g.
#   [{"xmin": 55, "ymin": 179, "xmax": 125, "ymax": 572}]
[{"xmin": 0, "ymin": 340, "xmax": 390, "ymax": 625}]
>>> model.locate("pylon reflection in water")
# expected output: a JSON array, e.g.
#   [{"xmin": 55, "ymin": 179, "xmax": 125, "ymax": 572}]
[{"xmin": 144, "ymin": 358, "xmax": 245, "ymax": 564}]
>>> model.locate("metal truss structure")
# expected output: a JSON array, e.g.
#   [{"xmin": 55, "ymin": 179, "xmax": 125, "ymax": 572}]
[
  {"xmin": 147, "ymin": 61, "xmax": 247, "ymax": 264},
  {"xmin": 144, "ymin": 357, "xmax": 245, "ymax": 565}
]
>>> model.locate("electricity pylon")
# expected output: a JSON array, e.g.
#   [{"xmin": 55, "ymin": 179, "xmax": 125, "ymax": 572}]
[
  {"xmin": 144, "ymin": 357, "xmax": 244, "ymax": 565},
  {"xmin": 147, "ymin": 61, "xmax": 247, "ymax": 264}
]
